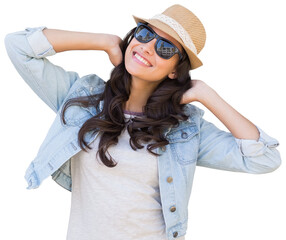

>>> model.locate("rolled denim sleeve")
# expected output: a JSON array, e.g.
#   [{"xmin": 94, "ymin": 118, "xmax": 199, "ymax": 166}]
[
  {"xmin": 4, "ymin": 26, "xmax": 79, "ymax": 113},
  {"xmin": 197, "ymin": 116, "xmax": 281, "ymax": 174}
]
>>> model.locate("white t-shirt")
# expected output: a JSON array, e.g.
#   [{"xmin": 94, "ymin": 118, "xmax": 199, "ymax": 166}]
[{"xmin": 66, "ymin": 113, "xmax": 185, "ymax": 240}]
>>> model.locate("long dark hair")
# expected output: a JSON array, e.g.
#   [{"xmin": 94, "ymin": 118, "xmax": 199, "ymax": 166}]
[{"xmin": 61, "ymin": 27, "xmax": 192, "ymax": 167}]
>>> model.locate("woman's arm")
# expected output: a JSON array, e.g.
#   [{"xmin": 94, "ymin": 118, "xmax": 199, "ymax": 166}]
[
  {"xmin": 196, "ymin": 115, "xmax": 280, "ymax": 174},
  {"xmin": 5, "ymin": 27, "xmax": 122, "ymax": 112},
  {"xmin": 42, "ymin": 29, "xmax": 122, "ymax": 66},
  {"xmin": 181, "ymin": 80, "xmax": 260, "ymax": 140},
  {"xmin": 180, "ymin": 82, "xmax": 280, "ymax": 173}
]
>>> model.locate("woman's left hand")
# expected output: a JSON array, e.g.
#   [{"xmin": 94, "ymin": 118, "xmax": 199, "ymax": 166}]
[{"xmin": 180, "ymin": 79, "xmax": 207, "ymax": 104}]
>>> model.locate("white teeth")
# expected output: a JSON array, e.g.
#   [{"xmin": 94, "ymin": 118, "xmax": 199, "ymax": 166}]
[{"xmin": 134, "ymin": 53, "xmax": 150, "ymax": 66}]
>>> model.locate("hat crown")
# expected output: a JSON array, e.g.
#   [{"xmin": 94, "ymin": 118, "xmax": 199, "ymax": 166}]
[{"xmin": 161, "ymin": 4, "xmax": 206, "ymax": 54}]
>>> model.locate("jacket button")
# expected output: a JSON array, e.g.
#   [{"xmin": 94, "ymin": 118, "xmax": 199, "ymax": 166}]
[
  {"xmin": 161, "ymin": 146, "xmax": 166, "ymax": 152},
  {"xmin": 173, "ymin": 231, "xmax": 178, "ymax": 238},
  {"xmin": 181, "ymin": 131, "xmax": 188, "ymax": 139},
  {"xmin": 170, "ymin": 206, "xmax": 176, "ymax": 212},
  {"xmin": 167, "ymin": 176, "xmax": 173, "ymax": 183}
]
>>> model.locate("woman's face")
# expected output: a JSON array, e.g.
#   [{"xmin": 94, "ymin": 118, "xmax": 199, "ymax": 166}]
[{"xmin": 125, "ymin": 24, "xmax": 183, "ymax": 83}]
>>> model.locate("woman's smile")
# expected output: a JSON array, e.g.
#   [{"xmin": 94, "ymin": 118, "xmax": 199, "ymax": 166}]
[{"xmin": 132, "ymin": 51, "xmax": 153, "ymax": 67}]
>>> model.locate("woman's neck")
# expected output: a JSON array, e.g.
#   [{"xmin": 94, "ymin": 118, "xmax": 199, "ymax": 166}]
[{"xmin": 124, "ymin": 77, "xmax": 160, "ymax": 112}]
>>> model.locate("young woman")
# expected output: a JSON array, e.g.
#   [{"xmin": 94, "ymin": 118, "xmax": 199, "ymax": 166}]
[{"xmin": 5, "ymin": 4, "xmax": 281, "ymax": 240}]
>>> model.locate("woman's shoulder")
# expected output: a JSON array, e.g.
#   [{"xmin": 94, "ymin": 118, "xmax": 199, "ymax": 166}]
[
  {"xmin": 166, "ymin": 104, "xmax": 203, "ymax": 139},
  {"xmin": 69, "ymin": 73, "xmax": 106, "ymax": 96},
  {"xmin": 183, "ymin": 104, "xmax": 205, "ymax": 119},
  {"xmin": 79, "ymin": 73, "xmax": 106, "ymax": 90},
  {"xmin": 181, "ymin": 104, "xmax": 205, "ymax": 131},
  {"xmin": 166, "ymin": 104, "xmax": 204, "ymax": 134}
]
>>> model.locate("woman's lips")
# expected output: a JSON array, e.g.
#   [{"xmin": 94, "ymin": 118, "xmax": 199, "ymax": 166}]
[{"xmin": 132, "ymin": 52, "xmax": 153, "ymax": 67}]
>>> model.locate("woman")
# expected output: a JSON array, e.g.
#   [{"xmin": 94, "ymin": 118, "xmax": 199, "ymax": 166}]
[{"xmin": 5, "ymin": 4, "xmax": 281, "ymax": 240}]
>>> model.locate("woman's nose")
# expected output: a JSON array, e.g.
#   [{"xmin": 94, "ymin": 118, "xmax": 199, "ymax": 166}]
[{"xmin": 141, "ymin": 39, "xmax": 156, "ymax": 55}]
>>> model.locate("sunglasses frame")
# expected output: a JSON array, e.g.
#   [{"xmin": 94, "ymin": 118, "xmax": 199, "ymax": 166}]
[{"xmin": 134, "ymin": 22, "xmax": 183, "ymax": 61}]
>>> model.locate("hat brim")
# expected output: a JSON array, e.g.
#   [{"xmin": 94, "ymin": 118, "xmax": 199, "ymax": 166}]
[{"xmin": 133, "ymin": 15, "xmax": 203, "ymax": 70}]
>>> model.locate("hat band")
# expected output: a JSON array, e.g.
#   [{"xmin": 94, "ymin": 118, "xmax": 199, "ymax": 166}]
[{"xmin": 151, "ymin": 14, "xmax": 198, "ymax": 55}]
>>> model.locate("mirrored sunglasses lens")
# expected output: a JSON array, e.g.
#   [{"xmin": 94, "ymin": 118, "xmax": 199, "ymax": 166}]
[
  {"xmin": 135, "ymin": 25, "xmax": 154, "ymax": 42},
  {"xmin": 156, "ymin": 39, "xmax": 176, "ymax": 59}
]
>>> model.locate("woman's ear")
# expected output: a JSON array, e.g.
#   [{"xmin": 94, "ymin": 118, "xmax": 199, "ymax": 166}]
[{"xmin": 168, "ymin": 71, "xmax": 177, "ymax": 79}]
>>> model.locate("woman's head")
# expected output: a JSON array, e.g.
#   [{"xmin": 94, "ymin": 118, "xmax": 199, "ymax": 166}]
[
  {"xmin": 124, "ymin": 23, "xmax": 183, "ymax": 85},
  {"xmin": 122, "ymin": 3, "xmax": 206, "ymax": 87},
  {"xmin": 132, "ymin": 4, "xmax": 206, "ymax": 70},
  {"xmin": 109, "ymin": 22, "xmax": 191, "ymax": 100}
]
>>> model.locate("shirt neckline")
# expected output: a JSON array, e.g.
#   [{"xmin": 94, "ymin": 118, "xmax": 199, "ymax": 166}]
[{"xmin": 123, "ymin": 110, "xmax": 145, "ymax": 117}]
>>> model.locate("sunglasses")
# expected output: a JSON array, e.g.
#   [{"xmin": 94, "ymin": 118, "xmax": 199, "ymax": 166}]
[{"xmin": 134, "ymin": 22, "xmax": 183, "ymax": 60}]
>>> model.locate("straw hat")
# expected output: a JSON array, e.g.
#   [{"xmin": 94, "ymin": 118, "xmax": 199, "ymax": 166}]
[{"xmin": 133, "ymin": 4, "xmax": 206, "ymax": 70}]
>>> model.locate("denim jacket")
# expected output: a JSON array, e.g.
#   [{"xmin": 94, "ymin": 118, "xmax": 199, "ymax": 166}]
[{"xmin": 5, "ymin": 26, "xmax": 281, "ymax": 240}]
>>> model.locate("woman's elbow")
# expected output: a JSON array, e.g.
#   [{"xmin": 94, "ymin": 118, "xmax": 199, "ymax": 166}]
[{"xmin": 245, "ymin": 149, "xmax": 282, "ymax": 174}]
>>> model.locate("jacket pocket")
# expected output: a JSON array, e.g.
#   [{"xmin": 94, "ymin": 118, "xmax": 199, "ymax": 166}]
[{"xmin": 167, "ymin": 124, "xmax": 199, "ymax": 165}]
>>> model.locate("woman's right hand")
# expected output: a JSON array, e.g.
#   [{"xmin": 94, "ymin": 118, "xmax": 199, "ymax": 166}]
[{"xmin": 105, "ymin": 34, "xmax": 123, "ymax": 67}]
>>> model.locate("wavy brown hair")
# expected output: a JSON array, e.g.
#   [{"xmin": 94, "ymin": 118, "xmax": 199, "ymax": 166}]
[{"xmin": 61, "ymin": 27, "xmax": 192, "ymax": 167}]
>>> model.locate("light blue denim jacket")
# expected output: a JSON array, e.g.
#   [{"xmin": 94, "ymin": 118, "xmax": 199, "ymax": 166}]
[{"xmin": 5, "ymin": 26, "xmax": 281, "ymax": 240}]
